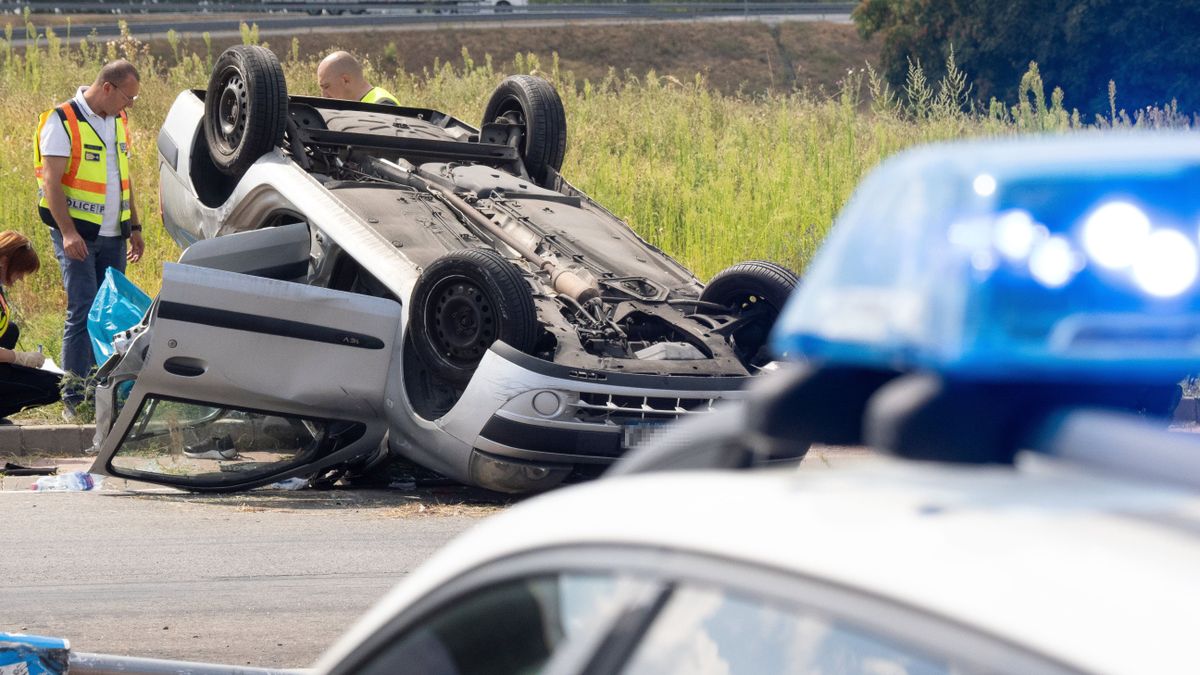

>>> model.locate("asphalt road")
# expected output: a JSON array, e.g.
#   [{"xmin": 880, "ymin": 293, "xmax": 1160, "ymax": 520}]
[
  {"xmin": 0, "ymin": 446, "xmax": 870, "ymax": 668},
  {"xmin": 0, "ymin": 486, "xmax": 495, "ymax": 669}
]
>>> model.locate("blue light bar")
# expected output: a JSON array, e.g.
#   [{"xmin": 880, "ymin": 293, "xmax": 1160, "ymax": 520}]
[{"xmin": 771, "ymin": 134, "xmax": 1200, "ymax": 382}]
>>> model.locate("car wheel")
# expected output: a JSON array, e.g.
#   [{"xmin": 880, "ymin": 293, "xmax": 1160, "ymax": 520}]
[
  {"xmin": 203, "ymin": 45, "xmax": 287, "ymax": 179},
  {"xmin": 495, "ymin": 0, "xmax": 513, "ymax": 11},
  {"xmin": 700, "ymin": 261, "xmax": 799, "ymax": 370},
  {"xmin": 410, "ymin": 249, "xmax": 539, "ymax": 386},
  {"xmin": 482, "ymin": 75, "xmax": 566, "ymax": 187}
]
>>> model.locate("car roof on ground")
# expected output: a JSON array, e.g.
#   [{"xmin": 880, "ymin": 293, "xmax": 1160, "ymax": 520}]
[{"xmin": 320, "ymin": 458, "xmax": 1200, "ymax": 675}]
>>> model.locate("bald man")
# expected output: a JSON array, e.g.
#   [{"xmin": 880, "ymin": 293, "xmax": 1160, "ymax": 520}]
[{"xmin": 317, "ymin": 51, "xmax": 400, "ymax": 106}]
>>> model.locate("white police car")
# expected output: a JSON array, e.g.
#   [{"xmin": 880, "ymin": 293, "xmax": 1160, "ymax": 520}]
[{"xmin": 12, "ymin": 134, "xmax": 1200, "ymax": 675}]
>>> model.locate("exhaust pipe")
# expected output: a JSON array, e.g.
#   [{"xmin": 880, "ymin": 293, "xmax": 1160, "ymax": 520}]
[{"xmin": 365, "ymin": 157, "xmax": 600, "ymax": 304}]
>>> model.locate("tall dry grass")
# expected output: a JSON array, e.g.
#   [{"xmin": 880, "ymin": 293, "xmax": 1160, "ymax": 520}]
[{"xmin": 0, "ymin": 19, "xmax": 1189, "ymax": 363}]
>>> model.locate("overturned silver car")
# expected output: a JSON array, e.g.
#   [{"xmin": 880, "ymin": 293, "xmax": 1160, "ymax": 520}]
[{"xmin": 89, "ymin": 46, "xmax": 800, "ymax": 493}]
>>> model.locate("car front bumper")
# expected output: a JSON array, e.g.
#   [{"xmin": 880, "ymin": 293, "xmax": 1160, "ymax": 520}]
[{"xmin": 389, "ymin": 342, "xmax": 751, "ymax": 493}]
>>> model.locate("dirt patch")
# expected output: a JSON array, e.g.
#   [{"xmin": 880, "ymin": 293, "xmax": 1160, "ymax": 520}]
[
  {"xmin": 106, "ymin": 485, "xmax": 513, "ymax": 517},
  {"xmin": 375, "ymin": 497, "xmax": 507, "ymax": 519},
  {"xmin": 160, "ymin": 20, "xmax": 877, "ymax": 96},
  {"xmin": 778, "ymin": 21, "xmax": 877, "ymax": 94}
]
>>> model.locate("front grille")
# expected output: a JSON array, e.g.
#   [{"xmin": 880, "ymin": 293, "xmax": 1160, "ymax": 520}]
[{"xmin": 571, "ymin": 392, "xmax": 717, "ymax": 425}]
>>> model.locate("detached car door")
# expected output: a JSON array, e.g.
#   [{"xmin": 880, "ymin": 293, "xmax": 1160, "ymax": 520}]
[{"xmin": 91, "ymin": 261, "xmax": 402, "ymax": 492}]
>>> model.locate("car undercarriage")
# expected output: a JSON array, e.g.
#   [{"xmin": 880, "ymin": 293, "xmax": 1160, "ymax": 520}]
[{"xmin": 89, "ymin": 46, "xmax": 803, "ymax": 494}]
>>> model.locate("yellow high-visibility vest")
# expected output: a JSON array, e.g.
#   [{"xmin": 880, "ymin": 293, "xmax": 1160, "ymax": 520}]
[
  {"xmin": 0, "ymin": 289, "xmax": 9, "ymax": 341},
  {"xmin": 360, "ymin": 86, "xmax": 400, "ymax": 106},
  {"xmin": 34, "ymin": 101, "xmax": 132, "ymax": 238}
]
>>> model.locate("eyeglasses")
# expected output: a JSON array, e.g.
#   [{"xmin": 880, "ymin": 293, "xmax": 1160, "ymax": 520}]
[{"xmin": 107, "ymin": 81, "xmax": 138, "ymax": 105}]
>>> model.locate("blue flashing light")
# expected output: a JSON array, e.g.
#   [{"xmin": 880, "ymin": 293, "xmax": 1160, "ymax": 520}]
[{"xmin": 771, "ymin": 134, "xmax": 1200, "ymax": 382}]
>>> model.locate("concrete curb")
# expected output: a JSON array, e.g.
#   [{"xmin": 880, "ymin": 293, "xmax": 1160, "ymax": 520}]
[{"xmin": 0, "ymin": 425, "xmax": 96, "ymax": 457}]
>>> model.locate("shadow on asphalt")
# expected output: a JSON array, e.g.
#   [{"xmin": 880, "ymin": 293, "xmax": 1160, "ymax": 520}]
[
  {"xmin": 103, "ymin": 484, "xmax": 520, "ymax": 514},
  {"xmin": 2, "ymin": 455, "xmax": 520, "ymax": 514}
]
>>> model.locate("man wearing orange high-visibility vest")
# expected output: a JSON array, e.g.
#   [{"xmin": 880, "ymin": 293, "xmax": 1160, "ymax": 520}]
[{"xmin": 35, "ymin": 60, "xmax": 145, "ymax": 420}]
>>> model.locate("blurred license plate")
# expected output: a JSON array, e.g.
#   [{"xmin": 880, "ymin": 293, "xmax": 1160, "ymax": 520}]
[{"xmin": 622, "ymin": 422, "xmax": 665, "ymax": 448}]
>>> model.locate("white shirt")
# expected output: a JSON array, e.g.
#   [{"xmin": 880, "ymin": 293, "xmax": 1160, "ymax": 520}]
[{"xmin": 39, "ymin": 86, "xmax": 126, "ymax": 237}]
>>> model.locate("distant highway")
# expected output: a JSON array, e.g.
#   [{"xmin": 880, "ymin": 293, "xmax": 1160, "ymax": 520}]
[{"xmin": 3, "ymin": 3, "xmax": 854, "ymax": 45}]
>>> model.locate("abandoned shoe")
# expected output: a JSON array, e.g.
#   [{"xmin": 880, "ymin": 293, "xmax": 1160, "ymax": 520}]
[{"xmin": 183, "ymin": 434, "xmax": 238, "ymax": 460}]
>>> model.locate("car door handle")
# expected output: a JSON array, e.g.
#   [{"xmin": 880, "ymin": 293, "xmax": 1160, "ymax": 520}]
[{"xmin": 163, "ymin": 357, "xmax": 207, "ymax": 377}]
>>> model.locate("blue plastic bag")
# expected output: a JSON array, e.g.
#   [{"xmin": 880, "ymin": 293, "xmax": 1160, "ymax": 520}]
[
  {"xmin": 87, "ymin": 268, "xmax": 151, "ymax": 365},
  {"xmin": 0, "ymin": 632, "xmax": 70, "ymax": 674}
]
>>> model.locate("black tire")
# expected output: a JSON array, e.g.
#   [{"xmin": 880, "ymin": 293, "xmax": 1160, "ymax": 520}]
[
  {"xmin": 482, "ymin": 75, "xmax": 566, "ymax": 186},
  {"xmin": 204, "ymin": 46, "xmax": 287, "ymax": 179},
  {"xmin": 410, "ymin": 249, "xmax": 539, "ymax": 385},
  {"xmin": 495, "ymin": 0, "xmax": 513, "ymax": 11},
  {"xmin": 700, "ymin": 260, "xmax": 799, "ymax": 369}
]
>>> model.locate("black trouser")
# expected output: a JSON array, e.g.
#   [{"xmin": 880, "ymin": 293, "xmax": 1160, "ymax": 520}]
[{"xmin": 0, "ymin": 323, "xmax": 62, "ymax": 418}]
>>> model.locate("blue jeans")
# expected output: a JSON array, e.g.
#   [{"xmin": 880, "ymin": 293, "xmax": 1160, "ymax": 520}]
[{"xmin": 49, "ymin": 228, "xmax": 126, "ymax": 403}]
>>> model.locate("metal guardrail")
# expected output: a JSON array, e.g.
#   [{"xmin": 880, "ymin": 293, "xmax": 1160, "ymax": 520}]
[
  {"xmin": 1, "ymin": 1, "xmax": 855, "ymax": 14},
  {"xmin": 1, "ymin": 1, "xmax": 854, "ymax": 45},
  {"xmin": 70, "ymin": 652, "xmax": 311, "ymax": 675}
]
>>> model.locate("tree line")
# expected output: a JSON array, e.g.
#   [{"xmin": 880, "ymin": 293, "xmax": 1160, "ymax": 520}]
[{"xmin": 853, "ymin": 0, "xmax": 1200, "ymax": 115}]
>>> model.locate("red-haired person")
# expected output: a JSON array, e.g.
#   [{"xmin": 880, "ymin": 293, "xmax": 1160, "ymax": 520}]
[{"xmin": 0, "ymin": 231, "xmax": 61, "ymax": 424}]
